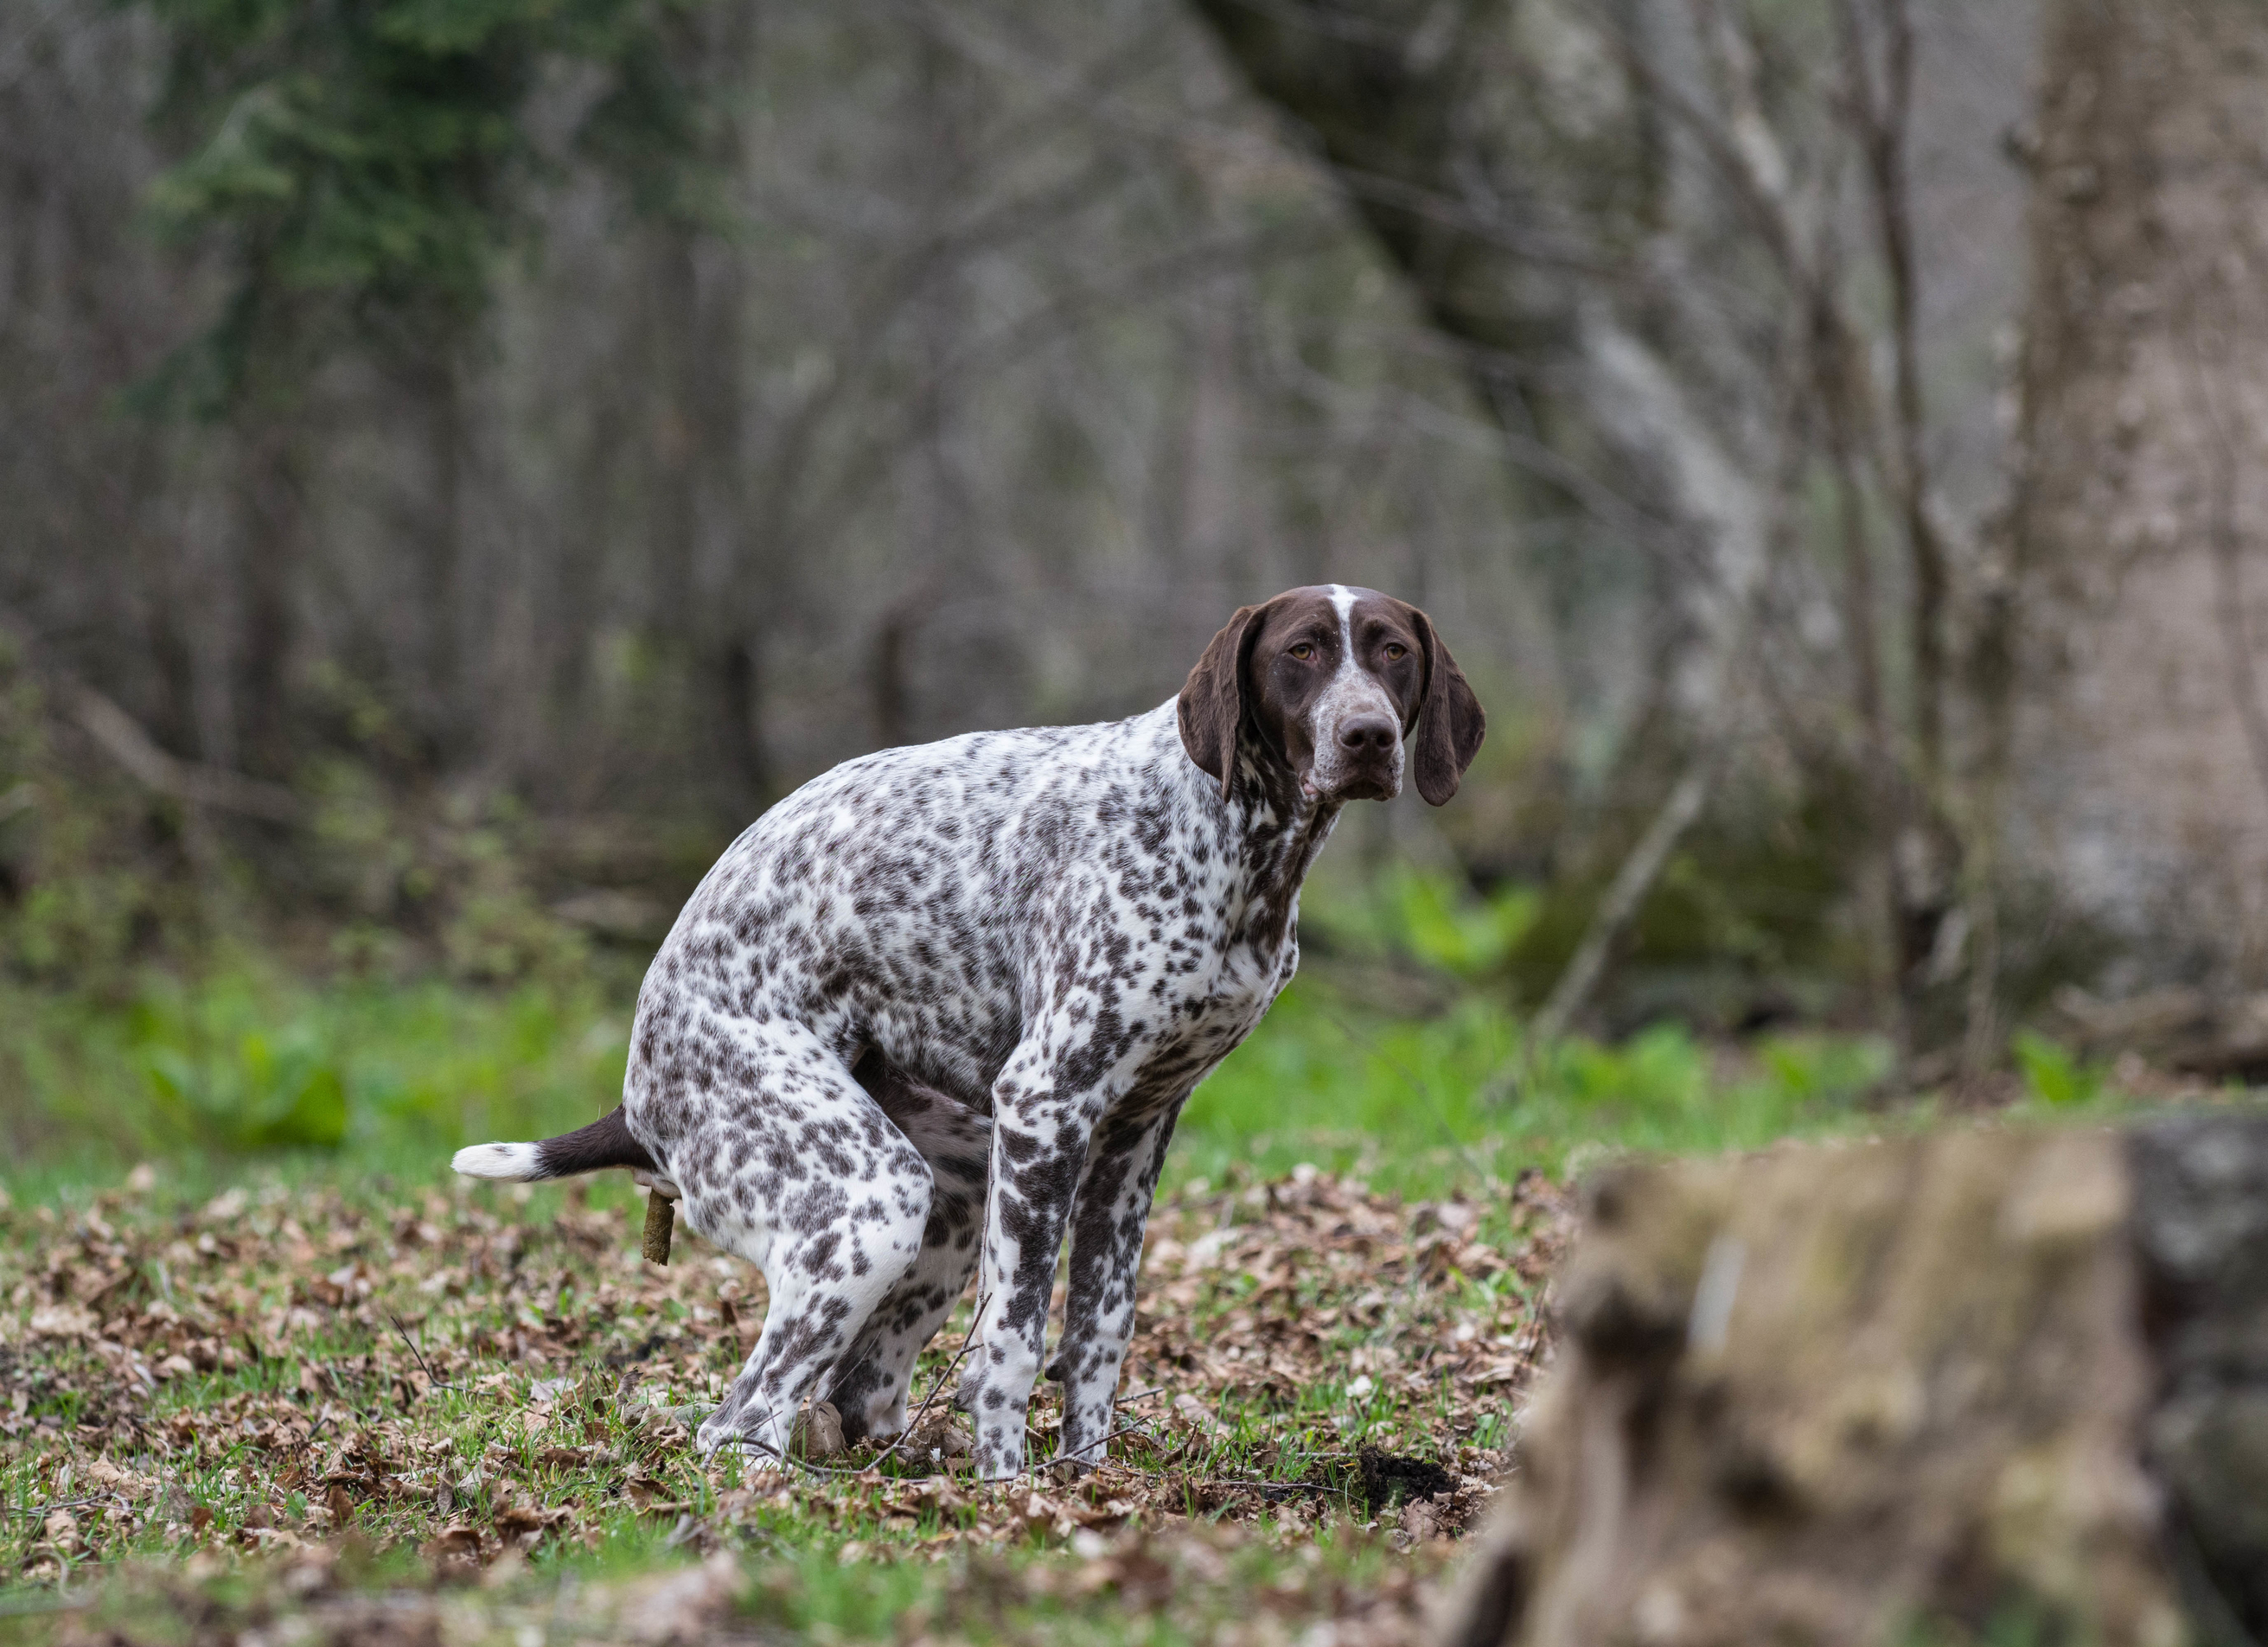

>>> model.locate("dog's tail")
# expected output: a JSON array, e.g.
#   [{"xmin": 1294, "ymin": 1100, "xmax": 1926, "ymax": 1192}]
[{"xmin": 451, "ymin": 1106, "xmax": 656, "ymax": 1183}]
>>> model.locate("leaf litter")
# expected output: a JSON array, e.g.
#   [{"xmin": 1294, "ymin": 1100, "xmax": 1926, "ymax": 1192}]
[{"xmin": 0, "ymin": 1159, "xmax": 1574, "ymax": 1643}]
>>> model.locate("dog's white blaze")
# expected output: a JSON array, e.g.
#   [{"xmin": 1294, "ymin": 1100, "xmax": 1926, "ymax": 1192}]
[
  {"xmin": 1306, "ymin": 583, "xmax": 1402, "ymax": 796},
  {"xmin": 451, "ymin": 1141, "xmax": 543, "ymax": 1181}
]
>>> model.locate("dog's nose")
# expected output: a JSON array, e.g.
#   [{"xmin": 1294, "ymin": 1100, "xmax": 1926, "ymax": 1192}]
[{"xmin": 1338, "ymin": 716, "xmax": 1398, "ymax": 757}]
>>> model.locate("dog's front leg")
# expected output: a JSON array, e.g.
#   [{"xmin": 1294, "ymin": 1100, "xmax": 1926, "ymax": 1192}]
[
  {"xmin": 1050, "ymin": 1095, "xmax": 1185, "ymax": 1475},
  {"xmin": 956, "ymin": 1046, "xmax": 1128, "ymax": 1480}
]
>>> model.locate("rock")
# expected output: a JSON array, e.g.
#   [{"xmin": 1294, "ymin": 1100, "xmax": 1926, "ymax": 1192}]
[
  {"xmin": 1440, "ymin": 1118, "xmax": 2268, "ymax": 1647},
  {"xmin": 790, "ymin": 1400, "xmax": 845, "ymax": 1461}
]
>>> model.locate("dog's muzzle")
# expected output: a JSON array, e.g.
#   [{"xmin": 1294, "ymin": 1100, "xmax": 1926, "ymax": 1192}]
[{"xmin": 1312, "ymin": 712, "xmax": 1403, "ymax": 801}]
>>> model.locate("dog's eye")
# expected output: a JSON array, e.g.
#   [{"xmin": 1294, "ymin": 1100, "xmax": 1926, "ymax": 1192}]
[
  {"xmin": 1289, "ymin": 643, "xmax": 1316, "ymax": 661},
  {"xmin": 1383, "ymin": 643, "xmax": 1407, "ymax": 661}
]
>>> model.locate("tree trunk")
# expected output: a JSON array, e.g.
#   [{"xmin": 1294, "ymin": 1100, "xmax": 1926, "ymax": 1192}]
[
  {"xmin": 1438, "ymin": 1115, "xmax": 2268, "ymax": 1647},
  {"xmin": 232, "ymin": 419, "xmax": 303, "ymax": 779},
  {"xmin": 2005, "ymin": 0, "xmax": 2268, "ymax": 982},
  {"xmin": 661, "ymin": 0, "xmax": 767, "ymax": 815},
  {"xmin": 408, "ymin": 348, "xmax": 468, "ymax": 766},
  {"xmin": 1183, "ymin": 0, "xmax": 1769, "ymax": 622},
  {"xmin": 1184, "ymin": 0, "xmax": 1568, "ymax": 379}
]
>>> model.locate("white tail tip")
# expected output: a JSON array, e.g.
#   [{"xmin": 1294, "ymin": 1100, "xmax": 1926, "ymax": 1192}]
[{"xmin": 452, "ymin": 1141, "xmax": 544, "ymax": 1181}]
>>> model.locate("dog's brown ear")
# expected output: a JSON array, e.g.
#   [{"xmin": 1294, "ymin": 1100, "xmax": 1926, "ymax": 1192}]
[
  {"xmin": 1179, "ymin": 603, "xmax": 1264, "ymax": 799},
  {"xmin": 1410, "ymin": 609, "xmax": 1485, "ymax": 806}
]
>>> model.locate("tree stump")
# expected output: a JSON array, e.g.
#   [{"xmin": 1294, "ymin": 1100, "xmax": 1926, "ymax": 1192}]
[{"xmin": 1440, "ymin": 1114, "xmax": 2268, "ymax": 1647}]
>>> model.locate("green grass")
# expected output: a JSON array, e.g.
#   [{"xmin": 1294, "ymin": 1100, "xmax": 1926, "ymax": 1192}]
[
  {"xmin": 1, "ymin": 959, "xmax": 637, "ymax": 1204},
  {"xmin": 10, "ymin": 1520, "xmax": 1433, "ymax": 1646},
  {"xmin": 3, "ymin": 954, "xmax": 1906, "ymax": 1209},
  {"xmin": 0, "ymin": 1159, "xmax": 1514, "ymax": 1642},
  {"xmin": 1176, "ymin": 986, "xmax": 1895, "ymax": 1194}
]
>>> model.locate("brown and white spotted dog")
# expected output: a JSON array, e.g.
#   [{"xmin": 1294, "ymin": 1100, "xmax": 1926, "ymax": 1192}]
[{"xmin": 454, "ymin": 586, "xmax": 1484, "ymax": 1478}]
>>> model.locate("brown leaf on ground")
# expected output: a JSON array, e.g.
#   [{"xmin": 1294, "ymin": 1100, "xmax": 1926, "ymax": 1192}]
[{"xmin": 0, "ymin": 1163, "xmax": 1574, "ymax": 1591}]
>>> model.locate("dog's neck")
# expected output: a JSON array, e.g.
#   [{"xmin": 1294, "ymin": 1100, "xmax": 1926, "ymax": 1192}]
[{"xmin": 1212, "ymin": 724, "xmax": 1342, "ymax": 954}]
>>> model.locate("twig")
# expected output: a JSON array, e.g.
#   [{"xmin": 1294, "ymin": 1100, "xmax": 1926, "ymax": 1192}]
[
  {"xmin": 1843, "ymin": 0, "xmax": 1949, "ymax": 789},
  {"xmin": 706, "ymin": 1350, "xmax": 1150, "ymax": 1489},
  {"xmin": 387, "ymin": 1312, "xmax": 466, "ymax": 1395},
  {"xmin": 859, "ymin": 1290, "xmax": 988, "ymax": 1471},
  {"xmin": 1482, "ymin": 301, "xmax": 1822, "ymax": 1101},
  {"xmin": 1191, "ymin": 1472, "xmax": 1352, "ymax": 1502},
  {"xmin": 1083, "ymin": 1458, "xmax": 1356, "ymax": 1503},
  {"xmin": 692, "ymin": 1291, "xmax": 993, "ymax": 1482},
  {"xmin": 1473, "ymin": 749, "xmax": 1722, "ymax": 1108},
  {"xmin": 2171, "ymin": 120, "xmax": 2268, "ymax": 827},
  {"xmin": 1006, "ymin": 1415, "xmax": 1160, "ymax": 1484},
  {"xmin": 3, "ymin": 1496, "xmax": 118, "ymax": 1518}
]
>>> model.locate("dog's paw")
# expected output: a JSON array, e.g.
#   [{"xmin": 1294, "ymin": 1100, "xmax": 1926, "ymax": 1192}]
[
  {"xmin": 694, "ymin": 1407, "xmax": 824, "ymax": 1471},
  {"xmin": 971, "ymin": 1436, "xmax": 1030, "ymax": 1482},
  {"xmin": 693, "ymin": 1412, "xmax": 768, "ymax": 1463}
]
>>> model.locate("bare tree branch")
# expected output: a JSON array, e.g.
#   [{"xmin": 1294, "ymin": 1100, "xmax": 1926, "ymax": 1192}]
[
  {"xmin": 1843, "ymin": 0, "xmax": 1951, "ymax": 787},
  {"xmin": 0, "ymin": 607, "xmax": 304, "ymax": 825},
  {"xmin": 1531, "ymin": 750, "xmax": 1719, "ymax": 1052},
  {"xmin": 65, "ymin": 685, "xmax": 307, "ymax": 826}
]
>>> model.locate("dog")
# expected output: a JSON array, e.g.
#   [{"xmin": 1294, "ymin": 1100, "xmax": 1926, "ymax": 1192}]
[{"xmin": 454, "ymin": 584, "xmax": 1483, "ymax": 1478}]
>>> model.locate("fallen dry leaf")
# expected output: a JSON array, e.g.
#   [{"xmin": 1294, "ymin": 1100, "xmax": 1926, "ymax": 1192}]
[{"xmin": 0, "ymin": 1164, "xmax": 1569, "ymax": 1587}]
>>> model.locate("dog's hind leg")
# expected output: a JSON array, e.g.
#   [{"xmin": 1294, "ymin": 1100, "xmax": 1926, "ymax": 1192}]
[
  {"xmin": 827, "ymin": 1058, "xmax": 991, "ymax": 1446},
  {"xmin": 627, "ymin": 1021, "xmax": 932, "ymax": 1467}
]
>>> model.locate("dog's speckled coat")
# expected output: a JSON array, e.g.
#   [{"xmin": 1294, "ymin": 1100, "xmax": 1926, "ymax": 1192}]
[{"xmin": 455, "ymin": 586, "xmax": 1482, "ymax": 1477}]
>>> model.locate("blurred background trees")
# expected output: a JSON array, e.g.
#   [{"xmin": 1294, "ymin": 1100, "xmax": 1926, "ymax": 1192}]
[{"xmin": 4, "ymin": 0, "xmax": 2265, "ymax": 1083}]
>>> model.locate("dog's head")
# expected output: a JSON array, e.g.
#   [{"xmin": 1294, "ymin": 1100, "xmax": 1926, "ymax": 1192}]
[{"xmin": 1177, "ymin": 585, "xmax": 1485, "ymax": 807}]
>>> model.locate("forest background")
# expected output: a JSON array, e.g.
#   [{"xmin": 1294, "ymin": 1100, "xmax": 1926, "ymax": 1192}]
[
  {"xmin": 3, "ymin": 0, "xmax": 2263, "ymax": 1180},
  {"xmin": 11, "ymin": 1, "xmax": 2268, "ymax": 1637}
]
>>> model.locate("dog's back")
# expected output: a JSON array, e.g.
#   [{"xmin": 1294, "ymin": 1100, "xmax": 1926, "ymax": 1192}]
[{"xmin": 634, "ymin": 704, "xmax": 1202, "ymax": 1107}]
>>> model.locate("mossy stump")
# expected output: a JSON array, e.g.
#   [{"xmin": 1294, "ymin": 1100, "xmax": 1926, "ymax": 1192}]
[{"xmin": 1441, "ymin": 1114, "xmax": 2268, "ymax": 1647}]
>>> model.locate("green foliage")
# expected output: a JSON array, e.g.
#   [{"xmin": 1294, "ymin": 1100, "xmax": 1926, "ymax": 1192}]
[
  {"xmin": 143, "ymin": 1027, "xmax": 348, "ymax": 1151},
  {"xmin": 1382, "ymin": 867, "xmax": 1538, "ymax": 980},
  {"xmin": 0, "ymin": 648, "xmax": 598, "ymax": 999},
  {"xmin": 134, "ymin": 0, "xmax": 726, "ymax": 412},
  {"xmin": 0, "ymin": 929, "xmax": 2149, "ymax": 1204},
  {"xmin": 121, "ymin": 974, "xmax": 357, "ymax": 1155},
  {"xmin": 305, "ymin": 758, "xmax": 596, "ymax": 984},
  {"xmin": 3, "ymin": 948, "xmax": 1894, "ymax": 1203},
  {"xmin": 1302, "ymin": 865, "xmax": 1539, "ymax": 980},
  {"xmin": 0, "ymin": 961, "xmax": 632, "ymax": 1185},
  {"xmin": 2010, "ymin": 1030, "xmax": 2103, "ymax": 1108}
]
